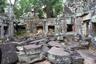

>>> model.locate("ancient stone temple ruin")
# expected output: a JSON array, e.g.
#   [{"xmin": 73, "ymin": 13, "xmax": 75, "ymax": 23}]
[
  {"xmin": 25, "ymin": 17, "xmax": 65, "ymax": 35},
  {"xmin": 64, "ymin": 0, "xmax": 96, "ymax": 38},
  {"xmin": 1, "ymin": 0, "xmax": 96, "ymax": 64},
  {"xmin": 24, "ymin": 13, "xmax": 75, "ymax": 38},
  {"xmin": 24, "ymin": 1, "xmax": 87, "ymax": 37},
  {"xmin": 0, "ymin": 14, "xmax": 14, "ymax": 39}
]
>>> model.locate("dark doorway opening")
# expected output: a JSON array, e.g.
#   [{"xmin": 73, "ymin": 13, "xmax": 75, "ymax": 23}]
[
  {"xmin": 92, "ymin": 23, "xmax": 96, "ymax": 36},
  {"xmin": 37, "ymin": 26, "xmax": 43, "ymax": 30},
  {"xmin": 4, "ymin": 26, "xmax": 8, "ymax": 35},
  {"xmin": 67, "ymin": 24, "xmax": 73, "ymax": 32},
  {"xmin": 36, "ymin": 26, "xmax": 43, "ymax": 33},
  {"xmin": 15, "ymin": 25, "xmax": 26, "ymax": 32},
  {"xmin": 48, "ymin": 25, "xmax": 55, "ymax": 32}
]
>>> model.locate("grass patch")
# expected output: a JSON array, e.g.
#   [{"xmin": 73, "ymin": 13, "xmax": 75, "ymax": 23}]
[{"xmin": 15, "ymin": 30, "xmax": 26, "ymax": 37}]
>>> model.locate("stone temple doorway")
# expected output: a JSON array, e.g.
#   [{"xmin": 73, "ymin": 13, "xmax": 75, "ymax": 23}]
[
  {"xmin": 48, "ymin": 25, "xmax": 55, "ymax": 33},
  {"xmin": 36, "ymin": 26, "xmax": 43, "ymax": 33},
  {"xmin": 67, "ymin": 24, "xmax": 73, "ymax": 32},
  {"xmin": 92, "ymin": 23, "xmax": 96, "ymax": 36},
  {"xmin": 4, "ymin": 26, "xmax": 8, "ymax": 35}
]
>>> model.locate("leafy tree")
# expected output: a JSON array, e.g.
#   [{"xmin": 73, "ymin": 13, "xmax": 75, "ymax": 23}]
[
  {"xmin": 0, "ymin": 0, "xmax": 6, "ymax": 13},
  {"xmin": 14, "ymin": 0, "xmax": 63, "ymax": 19}
]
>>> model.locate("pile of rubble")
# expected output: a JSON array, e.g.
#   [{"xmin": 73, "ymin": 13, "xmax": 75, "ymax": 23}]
[
  {"xmin": 15, "ymin": 35, "xmax": 89, "ymax": 64},
  {"xmin": 0, "ymin": 34, "xmax": 90, "ymax": 64}
]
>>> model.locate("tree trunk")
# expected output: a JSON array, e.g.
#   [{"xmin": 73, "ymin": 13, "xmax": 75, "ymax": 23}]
[{"xmin": 44, "ymin": 6, "xmax": 54, "ymax": 18}]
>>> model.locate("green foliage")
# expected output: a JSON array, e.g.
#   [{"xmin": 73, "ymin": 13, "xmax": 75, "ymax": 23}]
[
  {"xmin": 15, "ymin": 29, "xmax": 26, "ymax": 36},
  {"xmin": 14, "ymin": 0, "xmax": 64, "ymax": 18},
  {"xmin": 0, "ymin": 0, "xmax": 6, "ymax": 13}
]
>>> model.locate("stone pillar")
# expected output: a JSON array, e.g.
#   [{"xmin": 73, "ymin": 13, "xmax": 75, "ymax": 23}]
[
  {"xmin": 8, "ymin": 21, "xmax": 14, "ymax": 37},
  {"xmin": 75, "ymin": 17, "xmax": 82, "ymax": 35},
  {"xmin": 88, "ymin": 21, "xmax": 92, "ymax": 35},
  {"xmin": 55, "ymin": 24, "xmax": 60, "ymax": 35},
  {"xmin": 33, "ymin": 22, "xmax": 37, "ymax": 34},
  {"xmin": 1, "ymin": 24, "xmax": 4, "ymax": 38},
  {"xmin": 26, "ymin": 20, "xmax": 31, "ymax": 33},
  {"xmin": 64, "ymin": 18, "xmax": 67, "ymax": 33},
  {"xmin": 45, "ymin": 22, "xmax": 48, "ymax": 35},
  {"xmin": 43, "ymin": 21, "xmax": 45, "ymax": 32},
  {"xmin": 61, "ymin": 19, "xmax": 66, "ymax": 33},
  {"xmin": 11, "ymin": 21, "xmax": 14, "ymax": 36}
]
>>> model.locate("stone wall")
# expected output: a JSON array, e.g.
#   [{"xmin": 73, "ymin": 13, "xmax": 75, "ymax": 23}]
[
  {"xmin": 0, "ymin": 15, "xmax": 14, "ymax": 39},
  {"xmin": 25, "ymin": 18, "xmax": 67, "ymax": 36}
]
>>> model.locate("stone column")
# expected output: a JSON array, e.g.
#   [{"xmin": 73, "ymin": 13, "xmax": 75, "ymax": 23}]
[
  {"xmin": 75, "ymin": 17, "xmax": 82, "ymax": 35},
  {"xmin": 55, "ymin": 24, "xmax": 60, "ymax": 35},
  {"xmin": 1, "ymin": 24, "xmax": 4, "ymax": 38},
  {"xmin": 43, "ymin": 21, "xmax": 45, "ymax": 32},
  {"xmin": 64, "ymin": 18, "xmax": 67, "ymax": 33},
  {"xmin": 88, "ymin": 21, "xmax": 92, "ymax": 35},
  {"xmin": 8, "ymin": 21, "xmax": 14, "ymax": 37},
  {"xmin": 44, "ymin": 21, "xmax": 48, "ymax": 35},
  {"xmin": 26, "ymin": 20, "xmax": 31, "ymax": 33},
  {"xmin": 10, "ymin": 21, "xmax": 14, "ymax": 36},
  {"xmin": 61, "ymin": 19, "xmax": 66, "ymax": 33}
]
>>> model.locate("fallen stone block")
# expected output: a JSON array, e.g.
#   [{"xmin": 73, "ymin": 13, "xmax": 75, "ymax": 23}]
[
  {"xmin": 30, "ymin": 38, "xmax": 47, "ymax": 44},
  {"xmin": 34, "ymin": 60, "xmax": 51, "ymax": 64},
  {"xmin": 47, "ymin": 47, "xmax": 71, "ymax": 64},
  {"xmin": 0, "ymin": 43, "xmax": 18, "ymax": 64},
  {"xmin": 80, "ymin": 41, "xmax": 89, "ymax": 49},
  {"xmin": 48, "ymin": 41, "xmax": 63, "ymax": 48},
  {"xmin": 67, "ymin": 43, "xmax": 81, "ymax": 50},
  {"xmin": 71, "ymin": 51, "xmax": 84, "ymax": 64},
  {"xmin": 18, "ymin": 44, "xmax": 44, "ymax": 63}
]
